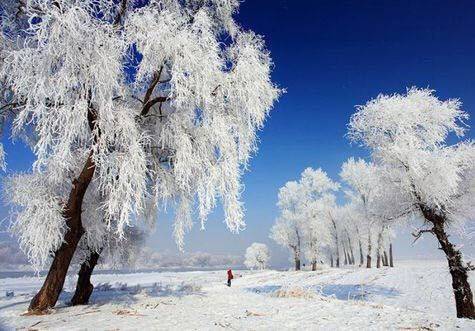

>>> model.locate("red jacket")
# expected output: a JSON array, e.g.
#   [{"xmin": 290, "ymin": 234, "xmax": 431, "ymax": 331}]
[{"xmin": 227, "ymin": 269, "xmax": 234, "ymax": 280}]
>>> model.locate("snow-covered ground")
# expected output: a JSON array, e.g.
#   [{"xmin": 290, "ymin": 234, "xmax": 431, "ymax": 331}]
[{"xmin": 1, "ymin": 260, "xmax": 474, "ymax": 330}]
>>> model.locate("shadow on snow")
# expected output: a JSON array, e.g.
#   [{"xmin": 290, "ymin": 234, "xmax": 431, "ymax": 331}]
[
  {"xmin": 246, "ymin": 284, "xmax": 400, "ymax": 301},
  {"xmin": 56, "ymin": 282, "xmax": 206, "ymax": 308}
]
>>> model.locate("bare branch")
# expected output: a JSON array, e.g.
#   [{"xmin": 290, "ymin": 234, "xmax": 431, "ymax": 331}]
[{"xmin": 411, "ymin": 228, "xmax": 434, "ymax": 243}]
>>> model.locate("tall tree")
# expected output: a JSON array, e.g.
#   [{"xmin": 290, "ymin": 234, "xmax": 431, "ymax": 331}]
[
  {"xmin": 1, "ymin": 0, "xmax": 280, "ymax": 313},
  {"xmin": 349, "ymin": 87, "xmax": 475, "ymax": 319},
  {"xmin": 271, "ymin": 168, "xmax": 339, "ymax": 270},
  {"xmin": 270, "ymin": 217, "xmax": 302, "ymax": 271},
  {"xmin": 340, "ymin": 158, "xmax": 382, "ymax": 268}
]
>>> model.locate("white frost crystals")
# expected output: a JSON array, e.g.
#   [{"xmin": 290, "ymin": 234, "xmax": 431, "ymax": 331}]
[
  {"xmin": 348, "ymin": 87, "xmax": 475, "ymax": 227},
  {"xmin": 0, "ymin": 0, "xmax": 280, "ymax": 269},
  {"xmin": 244, "ymin": 243, "xmax": 270, "ymax": 270}
]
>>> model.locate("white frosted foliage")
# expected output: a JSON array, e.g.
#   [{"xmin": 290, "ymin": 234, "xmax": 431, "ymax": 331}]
[{"xmin": 244, "ymin": 243, "xmax": 270, "ymax": 270}]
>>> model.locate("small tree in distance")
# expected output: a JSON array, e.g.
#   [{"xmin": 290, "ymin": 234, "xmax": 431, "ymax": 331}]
[{"xmin": 244, "ymin": 243, "xmax": 270, "ymax": 270}]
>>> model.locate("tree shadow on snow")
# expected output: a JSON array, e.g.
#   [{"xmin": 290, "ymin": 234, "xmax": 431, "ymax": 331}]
[
  {"xmin": 57, "ymin": 283, "xmax": 206, "ymax": 308},
  {"xmin": 245, "ymin": 285, "xmax": 282, "ymax": 294},
  {"xmin": 245, "ymin": 284, "xmax": 399, "ymax": 301},
  {"xmin": 312, "ymin": 284, "xmax": 400, "ymax": 301}
]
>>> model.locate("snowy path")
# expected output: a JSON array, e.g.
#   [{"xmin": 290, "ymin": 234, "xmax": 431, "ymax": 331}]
[{"xmin": 1, "ymin": 260, "xmax": 474, "ymax": 330}]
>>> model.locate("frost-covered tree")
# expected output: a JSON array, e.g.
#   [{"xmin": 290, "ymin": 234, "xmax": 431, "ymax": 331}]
[
  {"xmin": 271, "ymin": 168, "xmax": 339, "ymax": 270},
  {"xmin": 270, "ymin": 217, "xmax": 301, "ymax": 271},
  {"xmin": 301, "ymin": 198, "xmax": 332, "ymax": 271},
  {"xmin": 1, "ymin": 0, "xmax": 280, "ymax": 312},
  {"xmin": 349, "ymin": 87, "xmax": 475, "ymax": 319},
  {"xmin": 340, "ymin": 158, "xmax": 382, "ymax": 268},
  {"xmin": 4, "ymin": 168, "xmax": 149, "ymax": 305},
  {"xmin": 244, "ymin": 243, "xmax": 270, "ymax": 270}
]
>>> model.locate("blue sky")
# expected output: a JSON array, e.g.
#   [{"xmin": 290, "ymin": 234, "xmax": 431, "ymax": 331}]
[{"xmin": 2, "ymin": 0, "xmax": 475, "ymax": 267}]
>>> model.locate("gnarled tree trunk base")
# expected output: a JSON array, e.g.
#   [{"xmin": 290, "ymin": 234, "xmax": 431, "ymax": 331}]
[
  {"xmin": 28, "ymin": 153, "xmax": 96, "ymax": 313},
  {"xmin": 71, "ymin": 250, "xmax": 100, "ymax": 306},
  {"xmin": 424, "ymin": 208, "xmax": 475, "ymax": 319}
]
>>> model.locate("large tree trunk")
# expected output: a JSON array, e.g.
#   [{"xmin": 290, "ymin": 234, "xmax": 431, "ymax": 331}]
[
  {"xmin": 376, "ymin": 251, "xmax": 381, "ymax": 268},
  {"xmin": 343, "ymin": 246, "xmax": 348, "ymax": 265},
  {"xmin": 71, "ymin": 250, "xmax": 101, "ymax": 306},
  {"xmin": 389, "ymin": 242, "xmax": 394, "ymax": 267},
  {"xmin": 28, "ymin": 153, "xmax": 96, "ymax": 313},
  {"xmin": 421, "ymin": 209, "xmax": 475, "ymax": 319}
]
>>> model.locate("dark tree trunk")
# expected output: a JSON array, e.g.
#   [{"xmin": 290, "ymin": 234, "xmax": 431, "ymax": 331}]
[
  {"xmin": 71, "ymin": 250, "xmax": 101, "ymax": 306},
  {"xmin": 389, "ymin": 242, "xmax": 394, "ymax": 267},
  {"xmin": 295, "ymin": 256, "xmax": 301, "ymax": 271},
  {"xmin": 343, "ymin": 247, "xmax": 348, "ymax": 265},
  {"xmin": 359, "ymin": 239, "xmax": 364, "ymax": 267},
  {"xmin": 376, "ymin": 230, "xmax": 383, "ymax": 269},
  {"xmin": 346, "ymin": 231, "xmax": 355, "ymax": 265},
  {"xmin": 349, "ymin": 245, "xmax": 355, "ymax": 265},
  {"xmin": 28, "ymin": 153, "xmax": 96, "ymax": 313},
  {"xmin": 292, "ymin": 246, "xmax": 301, "ymax": 271},
  {"xmin": 332, "ymin": 220, "xmax": 340, "ymax": 268},
  {"xmin": 422, "ymin": 208, "xmax": 475, "ymax": 319},
  {"xmin": 330, "ymin": 254, "xmax": 334, "ymax": 268},
  {"xmin": 311, "ymin": 260, "xmax": 317, "ymax": 271},
  {"xmin": 383, "ymin": 251, "xmax": 389, "ymax": 267},
  {"xmin": 366, "ymin": 232, "xmax": 372, "ymax": 268}
]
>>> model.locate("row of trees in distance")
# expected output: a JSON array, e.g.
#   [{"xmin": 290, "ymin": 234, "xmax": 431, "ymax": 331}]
[
  {"xmin": 271, "ymin": 88, "xmax": 475, "ymax": 319},
  {"xmin": 270, "ymin": 162, "xmax": 395, "ymax": 272}
]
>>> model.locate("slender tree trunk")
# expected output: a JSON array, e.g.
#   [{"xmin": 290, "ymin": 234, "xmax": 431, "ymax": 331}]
[
  {"xmin": 422, "ymin": 208, "xmax": 475, "ymax": 319},
  {"xmin": 389, "ymin": 242, "xmax": 394, "ymax": 267},
  {"xmin": 349, "ymin": 243, "xmax": 355, "ymax": 265},
  {"xmin": 376, "ymin": 230, "xmax": 383, "ymax": 268},
  {"xmin": 295, "ymin": 255, "xmax": 301, "ymax": 271},
  {"xmin": 71, "ymin": 250, "xmax": 101, "ymax": 305},
  {"xmin": 383, "ymin": 251, "xmax": 389, "ymax": 267},
  {"xmin": 366, "ymin": 230, "xmax": 372, "ymax": 268},
  {"xmin": 293, "ymin": 246, "xmax": 301, "ymax": 271},
  {"xmin": 311, "ymin": 260, "xmax": 317, "ymax": 271},
  {"xmin": 346, "ymin": 230, "xmax": 355, "ymax": 265},
  {"xmin": 330, "ymin": 254, "xmax": 334, "ymax": 268},
  {"xmin": 343, "ymin": 246, "xmax": 348, "ymax": 265},
  {"xmin": 359, "ymin": 239, "xmax": 364, "ymax": 267},
  {"xmin": 332, "ymin": 219, "xmax": 340, "ymax": 268},
  {"xmin": 28, "ymin": 153, "xmax": 96, "ymax": 313}
]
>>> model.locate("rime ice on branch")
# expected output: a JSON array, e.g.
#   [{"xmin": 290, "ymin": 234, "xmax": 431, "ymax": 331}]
[
  {"xmin": 348, "ymin": 87, "xmax": 475, "ymax": 319},
  {"xmin": 244, "ymin": 243, "xmax": 270, "ymax": 270},
  {"xmin": 0, "ymin": 0, "xmax": 280, "ymax": 312}
]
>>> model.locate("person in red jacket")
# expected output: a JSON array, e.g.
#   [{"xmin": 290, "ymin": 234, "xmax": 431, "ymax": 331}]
[{"xmin": 227, "ymin": 269, "xmax": 234, "ymax": 287}]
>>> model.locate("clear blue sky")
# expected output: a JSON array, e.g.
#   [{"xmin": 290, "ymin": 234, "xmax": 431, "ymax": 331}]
[{"xmin": 1, "ymin": 0, "xmax": 475, "ymax": 267}]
